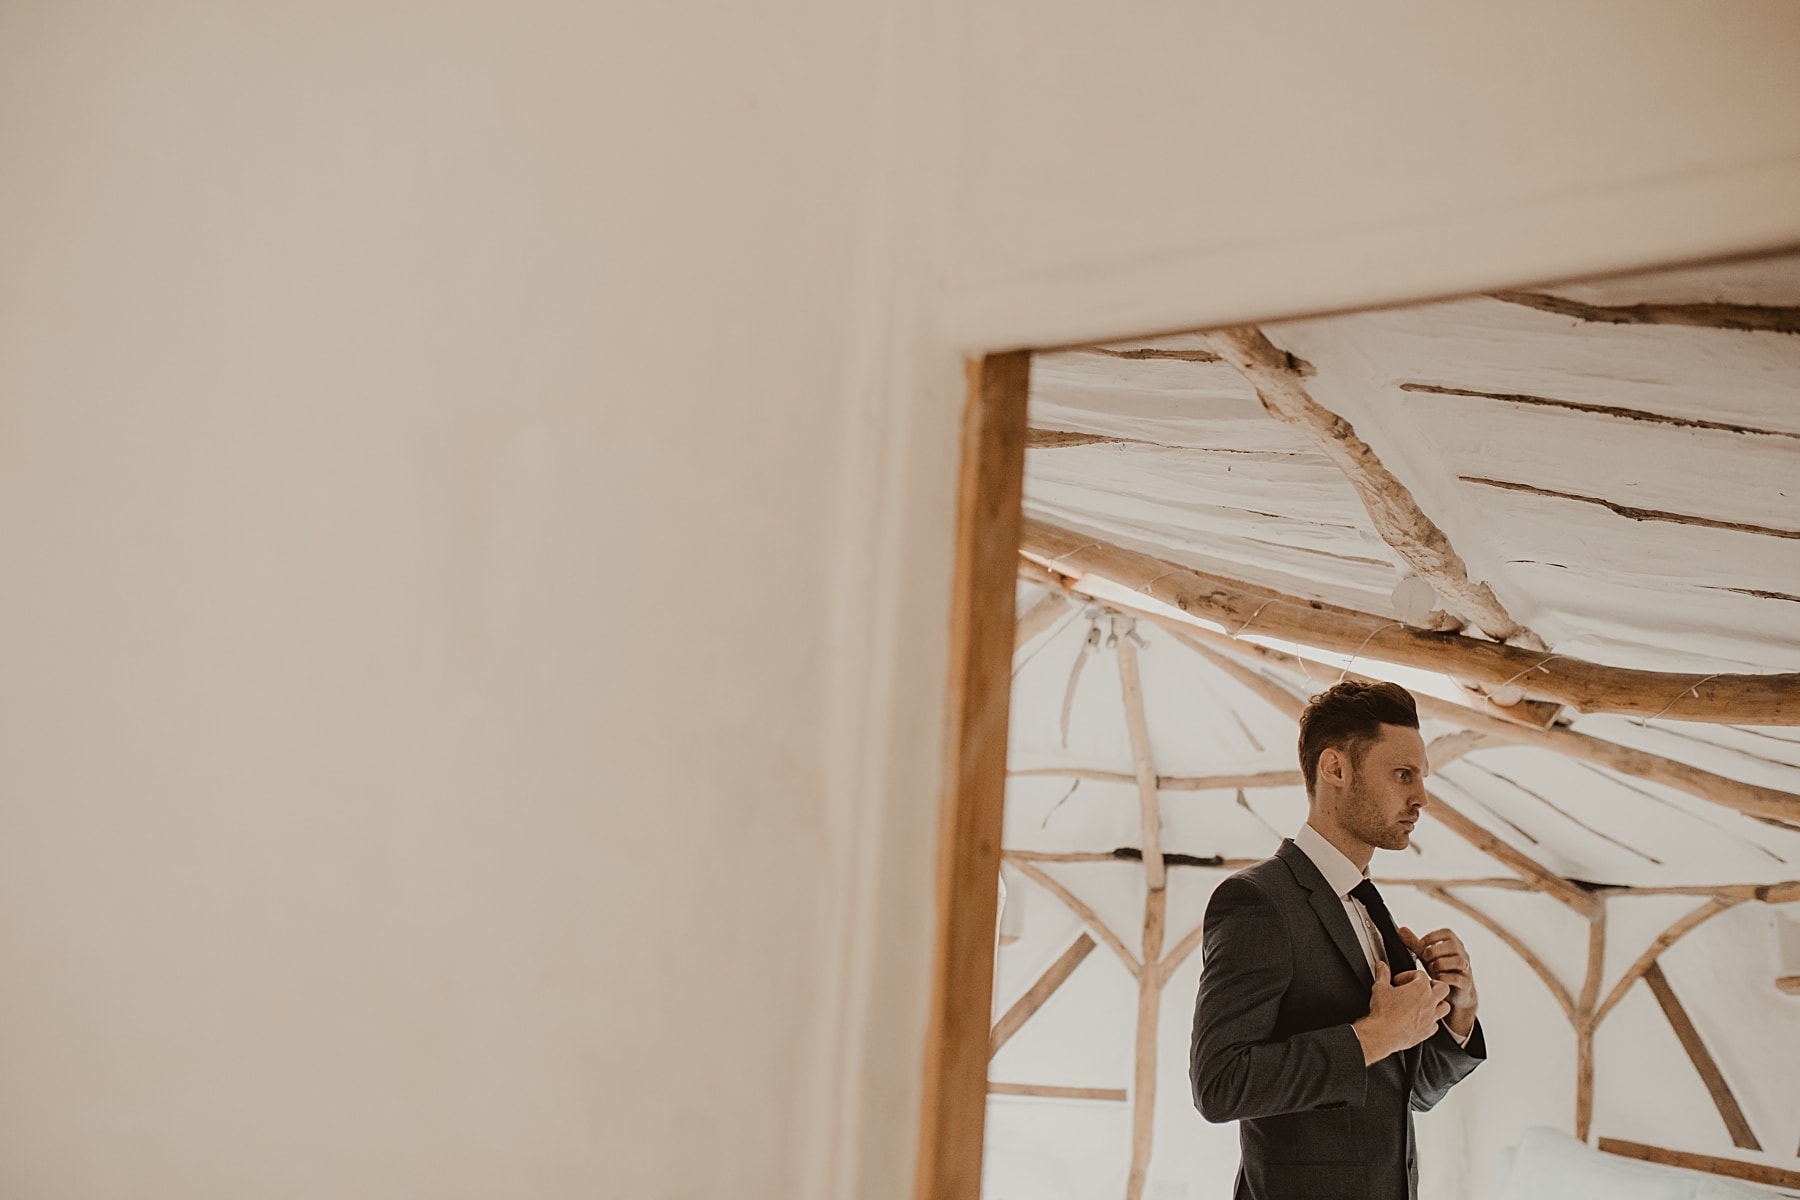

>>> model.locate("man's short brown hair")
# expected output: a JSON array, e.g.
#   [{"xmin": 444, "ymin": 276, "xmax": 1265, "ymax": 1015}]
[{"xmin": 1297, "ymin": 679, "xmax": 1419, "ymax": 795}]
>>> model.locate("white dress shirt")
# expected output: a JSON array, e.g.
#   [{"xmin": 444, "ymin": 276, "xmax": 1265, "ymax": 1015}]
[{"xmin": 1293, "ymin": 822, "xmax": 1470, "ymax": 1047}]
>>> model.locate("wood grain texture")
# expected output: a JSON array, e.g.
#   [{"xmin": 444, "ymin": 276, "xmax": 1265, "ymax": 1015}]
[
  {"xmin": 990, "ymin": 933, "xmax": 1096, "ymax": 1058},
  {"xmin": 1596, "ymin": 1139, "xmax": 1800, "ymax": 1189},
  {"xmin": 1020, "ymin": 519, "xmax": 1800, "ymax": 724},
  {"xmin": 914, "ymin": 353, "xmax": 1031, "ymax": 1200},
  {"xmin": 1641, "ymin": 962, "xmax": 1762, "ymax": 1151}
]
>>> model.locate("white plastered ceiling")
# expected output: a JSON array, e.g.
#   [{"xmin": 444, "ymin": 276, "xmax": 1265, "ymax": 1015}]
[{"xmin": 1026, "ymin": 253, "xmax": 1800, "ymax": 674}]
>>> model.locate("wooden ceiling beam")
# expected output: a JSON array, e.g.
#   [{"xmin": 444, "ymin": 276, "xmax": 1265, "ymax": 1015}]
[
  {"xmin": 1422, "ymin": 789, "xmax": 1599, "ymax": 916},
  {"xmin": 1019, "ymin": 520, "xmax": 1800, "ymax": 724},
  {"xmin": 1158, "ymin": 618, "xmax": 1800, "ymax": 825},
  {"xmin": 1196, "ymin": 324, "xmax": 1542, "ymax": 647}
]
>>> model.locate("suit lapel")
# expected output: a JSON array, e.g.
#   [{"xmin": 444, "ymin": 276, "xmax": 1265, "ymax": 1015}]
[{"xmin": 1276, "ymin": 840, "xmax": 1374, "ymax": 989}]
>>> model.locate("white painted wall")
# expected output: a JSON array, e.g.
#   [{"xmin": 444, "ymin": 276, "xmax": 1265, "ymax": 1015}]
[{"xmin": 1, "ymin": 1, "xmax": 1798, "ymax": 1197}]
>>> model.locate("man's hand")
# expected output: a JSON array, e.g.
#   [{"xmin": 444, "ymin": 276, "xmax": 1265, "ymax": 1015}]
[
  {"xmin": 1352, "ymin": 960, "xmax": 1450, "ymax": 1065},
  {"xmin": 1401, "ymin": 925, "xmax": 1478, "ymax": 1039}
]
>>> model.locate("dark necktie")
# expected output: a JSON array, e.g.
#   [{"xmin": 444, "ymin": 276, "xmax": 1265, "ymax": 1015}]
[{"xmin": 1349, "ymin": 878, "xmax": 1415, "ymax": 976}]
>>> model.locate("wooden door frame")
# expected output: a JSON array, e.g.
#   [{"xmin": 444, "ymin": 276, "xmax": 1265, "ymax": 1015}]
[{"xmin": 912, "ymin": 352, "xmax": 1032, "ymax": 1200}]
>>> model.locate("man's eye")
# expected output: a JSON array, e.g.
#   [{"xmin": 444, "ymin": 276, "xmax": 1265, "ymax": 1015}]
[{"xmin": 1397, "ymin": 770, "xmax": 1412, "ymax": 782}]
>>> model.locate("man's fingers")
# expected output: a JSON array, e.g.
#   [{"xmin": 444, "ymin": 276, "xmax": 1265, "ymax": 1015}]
[
  {"xmin": 1430, "ymin": 980, "xmax": 1451, "ymax": 1003},
  {"xmin": 1423, "ymin": 951, "xmax": 1469, "ymax": 973},
  {"xmin": 1434, "ymin": 1001, "xmax": 1452, "ymax": 1021},
  {"xmin": 1373, "ymin": 959, "xmax": 1390, "ymax": 984},
  {"xmin": 1433, "ymin": 971, "xmax": 1472, "ymax": 991},
  {"xmin": 1398, "ymin": 925, "xmax": 1423, "ymax": 953}
]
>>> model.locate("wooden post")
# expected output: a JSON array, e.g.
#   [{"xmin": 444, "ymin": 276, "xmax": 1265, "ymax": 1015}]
[
  {"xmin": 1116, "ymin": 634, "xmax": 1167, "ymax": 891},
  {"xmin": 1126, "ymin": 885, "xmax": 1166, "ymax": 1200},
  {"xmin": 914, "ymin": 353, "xmax": 1030, "ymax": 1200},
  {"xmin": 1575, "ymin": 907, "xmax": 1606, "ymax": 1142}
]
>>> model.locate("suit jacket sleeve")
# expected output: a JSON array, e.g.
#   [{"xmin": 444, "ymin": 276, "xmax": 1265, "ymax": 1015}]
[
  {"xmin": 1409, "ymin": 1017, "xmax": 1486, "ymax": 1112},
  {"xmin": 1190, "ymin": 874, "xmax": 1368, "ymax": 1123}
]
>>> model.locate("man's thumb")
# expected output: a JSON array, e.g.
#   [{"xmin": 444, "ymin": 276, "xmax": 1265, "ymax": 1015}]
[{"xmin": 1372, "ymin": 959, "xmax": 1390, "ymax": 985}]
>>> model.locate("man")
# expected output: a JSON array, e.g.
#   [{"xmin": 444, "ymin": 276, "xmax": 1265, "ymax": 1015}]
[{"xmin": 1190, "ymin": 680, "xmax": 1485, "ymax": 1200}]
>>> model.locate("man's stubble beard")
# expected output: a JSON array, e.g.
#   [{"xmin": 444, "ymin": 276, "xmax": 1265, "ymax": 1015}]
[{"xmin": 1342, "ymin": 773, "xmax": 1409, "ymax": 852}]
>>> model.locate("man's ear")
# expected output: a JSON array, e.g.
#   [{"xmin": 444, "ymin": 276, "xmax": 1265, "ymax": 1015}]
[{"xmin": 1317, "ymin": 746, "xmax": 1348, "ymax": 787}]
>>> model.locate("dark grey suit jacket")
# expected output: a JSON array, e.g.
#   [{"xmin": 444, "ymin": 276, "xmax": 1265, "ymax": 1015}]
[{"xmin": 1189, "ymin": 840, "xmax": 1485, "ymax": 1200}]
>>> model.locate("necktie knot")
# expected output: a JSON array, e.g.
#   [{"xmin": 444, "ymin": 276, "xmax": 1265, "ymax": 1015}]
[
  {"xmin": 1349, "ymin": 879, "xmax": 1414, "ymax": 973},
  {"xmin": 1349, "ymin": 878, "xmax": 1387, "ymax": 914}
]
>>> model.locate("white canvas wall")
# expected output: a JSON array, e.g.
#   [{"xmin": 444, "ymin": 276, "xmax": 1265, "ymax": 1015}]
[{"xmin": 2, "ymin": 2, "xmax": 1799, "ymax": 1198}]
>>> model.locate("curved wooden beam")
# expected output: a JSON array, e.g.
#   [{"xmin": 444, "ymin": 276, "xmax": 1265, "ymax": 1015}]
[
  {"xmin": 1420, "ymin": 886, "xmax": 1575, "ymax": 1022},
  {"xmin": 1592, "ymin": 897, "xmax": 1741, "ymax": 1027},
  {"xmin": 1008, "ymin": 859, "xmax": 1140, "ymax": 977},
  {"xmin": 1020, "ymin": 520, "xmax": 1800, "ymax": 724}
]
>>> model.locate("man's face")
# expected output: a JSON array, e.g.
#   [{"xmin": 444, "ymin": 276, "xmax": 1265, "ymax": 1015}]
[{"xmin": 1337, "ymin": 723, "xmax": 1429, "ymax": 852}]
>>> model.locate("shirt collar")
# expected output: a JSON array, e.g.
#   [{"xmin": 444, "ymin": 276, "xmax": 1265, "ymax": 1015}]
[{"xmin": 1294, "ymin": 822, "xmax": 1369, "ymax": 899}]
